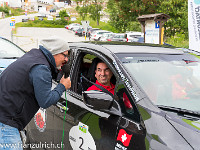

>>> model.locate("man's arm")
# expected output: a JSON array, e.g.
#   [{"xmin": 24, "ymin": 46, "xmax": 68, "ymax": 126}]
[{"xmin": 29, "ymin": 65, "xmax": 66, "ymax": 109}]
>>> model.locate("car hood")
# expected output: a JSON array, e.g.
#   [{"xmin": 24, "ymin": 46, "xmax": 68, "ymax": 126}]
[
  {"xmin": 166, "ymin": 113, "xmax": 200, "ymax": 149},
  {"xmin": 0, "ymin": 59, "xmax": 16, "ymax": 73}
]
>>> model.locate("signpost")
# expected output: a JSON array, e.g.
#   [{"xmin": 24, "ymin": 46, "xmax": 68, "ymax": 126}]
[
  {"xmin": 81, "ymin": 21, "xmax": 90, "ymax": 40},
  {"xmin": 10, "ymin": 17, "xmax": 15, "ymax": 42},
  {"xmin": 137, "ymin": 13, "xmax": 170, "ymax": 45}
]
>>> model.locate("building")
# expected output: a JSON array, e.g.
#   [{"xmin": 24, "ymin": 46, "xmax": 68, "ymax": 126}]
[{"xmin": 0, "ymin": 0, "xmax": 21, "ymax": 8}]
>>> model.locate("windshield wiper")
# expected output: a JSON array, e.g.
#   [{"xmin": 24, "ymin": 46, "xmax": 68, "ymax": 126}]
[{"xmin": 158, "ymin": 105, "xmax": 200, "ymax": 120}]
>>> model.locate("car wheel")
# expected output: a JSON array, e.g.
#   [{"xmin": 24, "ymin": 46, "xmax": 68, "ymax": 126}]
[{"xmin": 98, "ymin": 37, "xmax": 101, "ymax": 41}]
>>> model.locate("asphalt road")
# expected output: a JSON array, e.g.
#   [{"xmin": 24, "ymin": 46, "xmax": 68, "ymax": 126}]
[
  {"xmin": 0, "ymin": 14, "xmax": 89, "ymax": 51},
  {"xmin": 0, "ymin": 14, "xmax": 37, "ymax": 41},
  {"xmin": 15, "ymin": 27, "xmax": 89, "ymax": 51}
]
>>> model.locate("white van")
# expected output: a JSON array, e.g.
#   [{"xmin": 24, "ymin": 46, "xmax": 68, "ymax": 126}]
[{"xmin": 125, "ymin": 32, "xmax": 143, "ymax": 42}]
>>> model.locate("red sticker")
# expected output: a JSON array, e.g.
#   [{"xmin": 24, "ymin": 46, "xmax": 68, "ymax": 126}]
[
  {"xmin": 117, "ymin": 129, "xmax": 132, "ymax": 147},
  {"xmin": 34, "ymin": 108, "xmax": 46, "ymax": 132}
]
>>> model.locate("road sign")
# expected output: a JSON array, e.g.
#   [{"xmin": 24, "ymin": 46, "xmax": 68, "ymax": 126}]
[
  {"xmin": 81, "ymin": 20, "xmax": 90, "ymax": 32},
  {"xmin": 155, "ymin": 21, "xmax": 160, "ymax": 28},
  {"xmin": 11, "ymin": 17, "xmax": 15, "ymax": 22},
  {"xmin": 10, "ymin": 22, "xmax": 15, "ymax": 26},
  {"xmin": 81, "ymin": 20, "xmax": 90, "ymax": 40}
]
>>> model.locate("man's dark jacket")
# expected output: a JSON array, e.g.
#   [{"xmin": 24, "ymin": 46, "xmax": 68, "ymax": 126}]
[{"xmin": 0, "ymin": 49, "xmax": 57, "ymax": 131}]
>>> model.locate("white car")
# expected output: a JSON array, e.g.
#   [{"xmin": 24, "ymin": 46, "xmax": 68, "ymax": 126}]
[
  {"xmin": 67, "ymin": 23, "xmax": 80, "ymax": 30},
  {"xmin": 99, "ymin": 33, "xmax": 115, "ymax": 41},
  {"xmin": 125, "ymin": 32, "xmax": 143, "ymax": 42},
  {"xmin": 90, "ymin": 30, "xmax": 112, "ymax": 41}
]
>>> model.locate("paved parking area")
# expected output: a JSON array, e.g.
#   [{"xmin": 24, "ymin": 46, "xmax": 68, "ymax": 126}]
[{"xmin": 14, "ymin": 27, "xmax": 89, "ymax": 51}]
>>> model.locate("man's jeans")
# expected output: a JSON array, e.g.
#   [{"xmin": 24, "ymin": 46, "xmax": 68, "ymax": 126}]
[{"xmin": 0, "ymin": 122, "xmax": 22, "ymax": 150}]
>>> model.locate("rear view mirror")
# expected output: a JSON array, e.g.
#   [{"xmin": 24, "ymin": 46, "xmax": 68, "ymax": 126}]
[
  {"xmin": 82, "ymin": 90, "xmax": 113, "ymax": 110},
  {"xmin": 82, "ymin": 90, "xmax": 122, "ymax": 116}
]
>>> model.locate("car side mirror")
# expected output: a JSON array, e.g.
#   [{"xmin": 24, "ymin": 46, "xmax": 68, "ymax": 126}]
[{"xmin": 82, "ymin": 90, "xmax": 122, "ymax": 116}]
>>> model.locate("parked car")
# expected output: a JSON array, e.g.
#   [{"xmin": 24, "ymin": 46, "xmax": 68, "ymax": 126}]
[
  {"xmin": 72, "ymin": 25, "xmax": 83, "ymax": 32},
  {"xmin": 99, "ymin": 33, "xmax": 116, "ymax": 41},
  {"xmin": 86, "ymin": 28, "xmax": 100, "ymax": 38},
  {"xmin": 130, "ymin": 37, "xmax": 144, "ymax": 43},
  {"xmin": 55, "ymin": 14, "xmax": 61, "ymax": 20},
  {"xmin": 107, "ymin": 33, "xmax": 126, "ymax": 42},
  {"xmin": 125, "ymin": 32, "xmax": 143, "ymax": 42},
  {"xmin": 66, "ymin": 23, "xmax": 80, "ymax": 30},
  {"xmin": 23, "ymin": 41, "xmax": 200, "ymax": 150},
  {"xmin": 90, "ymin": 30, "xmax": 112, "ymax": 41},
  {"xmin": 0, "ymin": 37, "xmax": 25, "ymax": 75},
  {"xmin": 75, "ymin": 28, "xmax": 84, "ymax": 37},
  {"xmin": 22, "ymin": 16, "xmax": 28, "ymax": 22}
]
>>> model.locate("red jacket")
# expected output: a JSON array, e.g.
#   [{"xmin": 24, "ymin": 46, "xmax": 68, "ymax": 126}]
[{"xmin": 87, "ymin": 80, "xmax": 132, "ymax": 109}]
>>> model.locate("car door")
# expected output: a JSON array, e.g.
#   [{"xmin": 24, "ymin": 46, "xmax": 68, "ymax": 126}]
[
  {"xmin": 25, "ymin": 106, "xmax": 55, "ymax": 150},
  {"xmin": 114, "ymin": 81, "xmax": 146, "ymax": 150},
  {"xmin": 53, "ymin": 48, "xmax": 120, "ymax": 150}
]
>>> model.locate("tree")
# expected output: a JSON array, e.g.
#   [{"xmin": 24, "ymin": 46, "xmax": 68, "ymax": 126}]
[
  {"xmin": 59, "ymin": 9, "xmax": 69, "ymax": 20},
  {"xmin": 75, "ymin": 0, "xmax": 103, "ymax": 26},
  {"xmin": 107, "ymin": 0, "xmax": 188, "ymax": 38},
  {"xmin": 156, "ymin": 0, "xmax": 188, "ymax": 38},
  {"xmin": 107, "ymin": 0, "xmax": 161, "ymax": 32}
]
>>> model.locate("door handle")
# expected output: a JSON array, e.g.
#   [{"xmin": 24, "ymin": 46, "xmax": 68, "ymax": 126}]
[{"xmin": 56, "ymin": 102, "xmax": 69, "ymax": 113}]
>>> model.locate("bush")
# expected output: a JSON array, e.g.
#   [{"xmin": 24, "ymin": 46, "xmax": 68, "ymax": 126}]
[
  {"xmin": 126, "ymin": 21, "xmax": 141, "ymax": 32},
  {"xmin": 16, "ymin": 19, "xmax": 69, "ymax": 28},
  {"xmin": 165, "ymin": 33, "xmax": 189, "ymax": 48}
]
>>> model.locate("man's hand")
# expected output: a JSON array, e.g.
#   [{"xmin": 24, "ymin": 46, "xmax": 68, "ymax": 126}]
[{"xmin": 60, "ymin": 76, "xmax": 71, "ymax": 90}]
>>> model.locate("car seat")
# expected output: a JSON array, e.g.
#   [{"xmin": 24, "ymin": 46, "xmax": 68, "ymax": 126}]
[{"xmin": 78, "ymin": 57, "xmax": 116, "ymax": 94}]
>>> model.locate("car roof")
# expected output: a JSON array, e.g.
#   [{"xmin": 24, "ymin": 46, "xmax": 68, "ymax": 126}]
[
  {"xmin": 69, "ymin": 42, "xmax": 184, "ymax": 56},
  {"xmin": 103, "ymin": 45, "xmax": 183, "ymax": 54}
]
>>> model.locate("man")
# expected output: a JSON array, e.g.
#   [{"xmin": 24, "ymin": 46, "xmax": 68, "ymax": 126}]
[
  {"xmin": 0, "ymin": 36, "xmax": 71, "ymax": 149},
  {"xmin": 87, "ymin": 59, "xmax": 132, "ymax": 109},
  {"xmin": 87, "ymin": 59, "xmax": 115, "ymax": 94}
]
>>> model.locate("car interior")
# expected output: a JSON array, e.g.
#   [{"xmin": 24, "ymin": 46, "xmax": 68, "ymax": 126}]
[{"xmin": 75, "ymin": 53, "xmax": 116, "ymax": 95}]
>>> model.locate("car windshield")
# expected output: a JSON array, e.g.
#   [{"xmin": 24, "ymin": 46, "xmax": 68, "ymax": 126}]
[
  {"xmin": 117, "ymin": 53, "xmax": 200, "ymax": 112},
  {"xmin": 0, "ymin": 38, "xmax": 25, "ymax": 58}
]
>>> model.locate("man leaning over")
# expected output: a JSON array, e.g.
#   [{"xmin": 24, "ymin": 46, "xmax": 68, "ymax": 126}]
[{"xmin": 0, "ymin": 36, "xmax": 71, "ymax": 149}]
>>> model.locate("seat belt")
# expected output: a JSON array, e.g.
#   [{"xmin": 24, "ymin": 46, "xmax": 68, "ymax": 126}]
[{"xmin": 81, "ymin": 74, "xmax": 114, "ymax": 97}]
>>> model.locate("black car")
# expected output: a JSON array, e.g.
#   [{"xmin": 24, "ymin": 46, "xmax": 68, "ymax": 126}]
[
  {"xmin": 75, "ymin": 28, "xmax": 84, "ymax": 37},
  {"xmin": 23, "ymin": 42, "xmax": 200, "ymax": 150}
]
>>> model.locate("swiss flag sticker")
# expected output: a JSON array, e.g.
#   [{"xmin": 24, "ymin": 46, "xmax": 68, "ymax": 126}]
[{"xmin": 117, "ymin": 129, "xmax": 132, "ymax": 147}]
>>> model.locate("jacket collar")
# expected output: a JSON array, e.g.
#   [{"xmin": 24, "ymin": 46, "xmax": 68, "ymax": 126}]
[{"xmin": 39, "ymin": 45, "xmax": 56, "ymax": 68}]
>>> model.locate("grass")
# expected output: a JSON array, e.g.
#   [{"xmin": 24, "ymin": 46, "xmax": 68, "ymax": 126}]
[
  {"xmin": 16, "ymin": 18, "xmax": 69, "ymax": 28},
  {"xmin": 165, "ymin": 36, "xmax": 189, "ymax": 49}
]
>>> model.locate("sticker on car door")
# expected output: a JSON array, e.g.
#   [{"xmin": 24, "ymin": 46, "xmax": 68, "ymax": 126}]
[
  {"xmin": 34, "ymin": 108, "xmax": 46, "ymax": 132},
  {"xmin": 69, "ymin": 122, "xmax": 96, "ymax": 150},
  {"xmin": 115, "ymin": 129, "xmax": 133, "ymax": 150}
]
